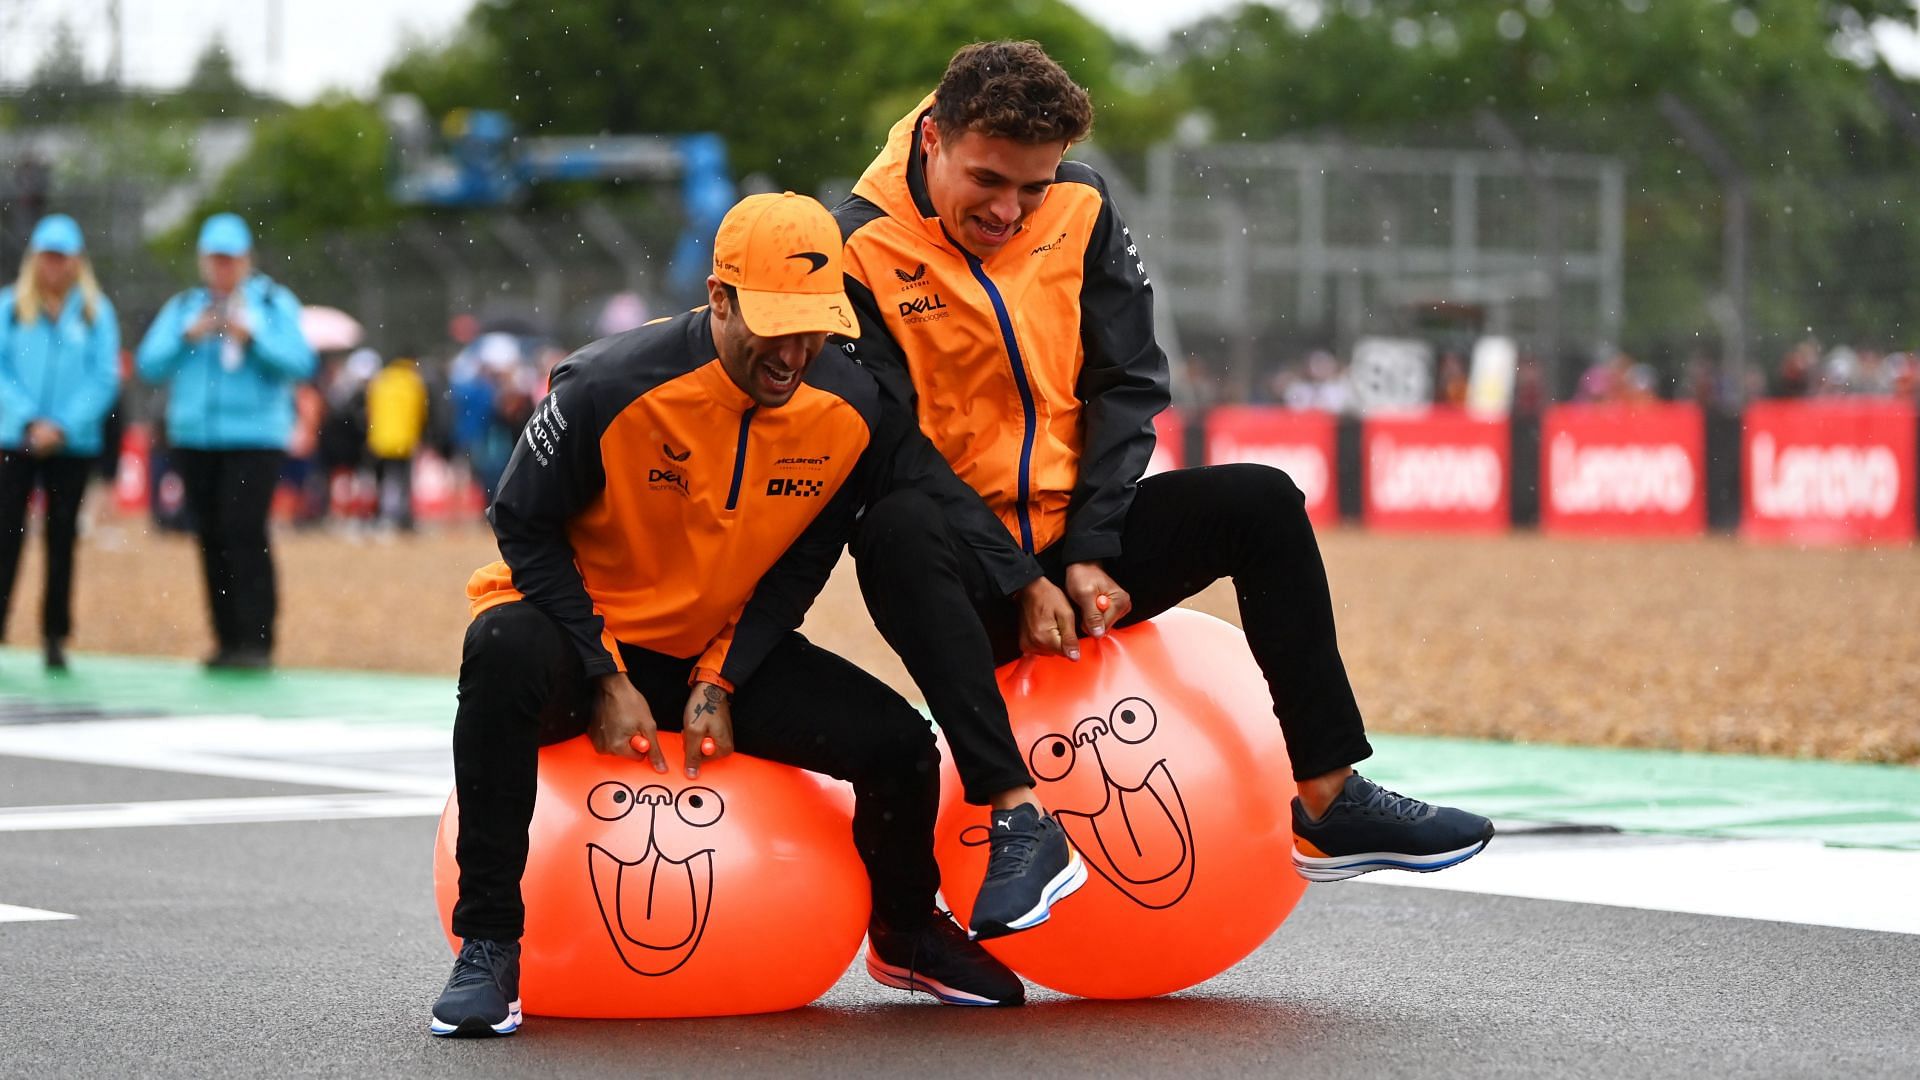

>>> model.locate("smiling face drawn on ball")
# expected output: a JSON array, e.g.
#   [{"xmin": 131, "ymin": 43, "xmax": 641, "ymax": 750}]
[
  {"xmin": 967, "ymin": 697, "xmax": 1196, "ymax": 909},
  {"xmin": 584, "ymin": 779, "xmax": 723, "ymax": 977}
]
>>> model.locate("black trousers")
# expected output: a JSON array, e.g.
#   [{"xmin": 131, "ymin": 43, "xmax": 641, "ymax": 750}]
[
  {"xmin": 450, "ymin": 600, "xmax": 941, "ymax": 942},
  {"xmin": 0, "ymin": 453, "xmax": 95, "ymax": 643},
  {"xmin": 853, "ymin": 463, "xmax": 1374, "ymax": 804},
  {"xmin": 373, "ymin": 455, "xmax": 414, "ymax": 529},
  {"xmin": 173, "ymin": 449, "xmax": 283, "ymax": 654}
]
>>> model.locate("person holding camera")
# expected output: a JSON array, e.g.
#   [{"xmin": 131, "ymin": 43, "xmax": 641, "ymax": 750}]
[{"xmin": 136, "ymin": 213, "xmax": 316, "ymax": 669}]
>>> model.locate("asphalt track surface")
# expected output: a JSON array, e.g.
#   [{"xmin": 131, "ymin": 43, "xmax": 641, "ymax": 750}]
[{"xmin": 3, "ymin": 665, "xmax": 1918, "ymax": 1078}]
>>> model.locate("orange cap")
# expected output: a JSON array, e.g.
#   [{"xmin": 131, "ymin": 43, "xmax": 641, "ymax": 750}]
[{"xmin": 712, "ymin": 192, "xmax": 859, "ymax": 339}]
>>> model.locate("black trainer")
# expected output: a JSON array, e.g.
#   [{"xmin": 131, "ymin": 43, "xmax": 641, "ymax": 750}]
[
  {"xmin": 867, "ymin": 909, "xmax": 1026, "ymax": 1006},
  {"xmin": 968, "ymin": 803, "xmax": 1087, "ymax": 941},
  {"xmin": 429, "ymin": 938, "xmax": 522, "ymax": 1037},
  {"xmin": 1292, "ymin": 773, "xmax": 1494, "ymax": 882}
]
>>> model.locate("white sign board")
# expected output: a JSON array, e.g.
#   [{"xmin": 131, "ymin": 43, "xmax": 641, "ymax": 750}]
[{"xmin": 1349, "ymin": 337, "xmax": 1433, "ymax": 414}]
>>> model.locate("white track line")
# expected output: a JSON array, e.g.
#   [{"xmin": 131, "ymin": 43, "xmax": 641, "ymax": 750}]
[
  {"xmin": 0, "ymin": 716, "xmax": 450, "ymax": 794},
  {"xmin": 1361, "ymin": 835, "xmax": 1920, "ymax": 936},
  {"xmin": 0, "ymin": 792, "xmax": 448, "ymax": 832},
  {"xmin": 0, "ymin": 903, "xmax": 76, "ymax": 923}
]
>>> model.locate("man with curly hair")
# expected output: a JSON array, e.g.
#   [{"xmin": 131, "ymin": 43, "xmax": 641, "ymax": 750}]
[{"xmin": 836, "ymin": 40, "xmax": 1494, "ymax": 942}]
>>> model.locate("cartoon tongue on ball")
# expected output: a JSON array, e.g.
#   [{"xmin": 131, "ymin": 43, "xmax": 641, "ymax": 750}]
[{"xmin": 584, "ymin": 779, "xmax": 725, "ymax": 976}]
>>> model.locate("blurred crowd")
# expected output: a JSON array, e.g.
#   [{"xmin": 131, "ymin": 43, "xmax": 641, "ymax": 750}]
[
  {"xmin": 0, "ymin": 209, "xmax": 659, "ymax": 669},
  {"xmin": 1183, "ymin": 339, "xmax": 1919, "ymax": 417}
]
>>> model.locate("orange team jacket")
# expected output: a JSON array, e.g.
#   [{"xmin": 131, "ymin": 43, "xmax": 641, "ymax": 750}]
[
  {"xmin": 834, "ymin": 93, "xmax": 1171, "ymax": 564},
  {"xmin": 466, "ymin": 307, "xmax": 1033, "ymax": 690}
]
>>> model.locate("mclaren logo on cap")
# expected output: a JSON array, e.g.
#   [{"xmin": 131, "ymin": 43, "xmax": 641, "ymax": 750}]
[{"xmin": 787, "ymin": 251, "xmax": 829, "ymax": 273}]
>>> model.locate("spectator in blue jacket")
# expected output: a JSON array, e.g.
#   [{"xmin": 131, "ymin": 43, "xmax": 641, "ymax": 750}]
[
  {"xmin": 137, "ymin": 213, "xmax": 315, "ymax": 669},
  {"xmin": 0, "ymin": 214, "xmax": 122, "ymax": 671}
]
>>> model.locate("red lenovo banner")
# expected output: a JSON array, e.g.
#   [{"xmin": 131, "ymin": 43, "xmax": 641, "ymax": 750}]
[
  {"xmin": 1144, "ymin": 408, "xmax": 1185, "ymax": 477},
  {"xmin": 1203, "ymin": 407, "xmax": 1339, "ymax": 524},
  {"xmin": 1743, "ymin": 400, "xmax": 1916, "ymax": 545},
  {"xmin": 1542, "ymin": 403, "xmax": 1706, "ymax": 537},
  {"xmin": 1362, "ymin": 411, "xmax": 1509, "ymax": 532}
]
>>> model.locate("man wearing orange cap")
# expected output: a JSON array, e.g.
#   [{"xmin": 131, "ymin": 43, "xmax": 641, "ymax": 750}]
[{"xmin": 431, "ymin": 193, "xmax": 1028, "ymax": 1037}]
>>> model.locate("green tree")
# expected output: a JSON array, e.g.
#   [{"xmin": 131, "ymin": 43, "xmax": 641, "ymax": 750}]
[
  {"xmin": 377, "ymin": 0, "xmax": 1178, "ymax": 190},
  {"xmin": 176, "ymin": 37, "xmax": 262, "ymax": 116},
  {"xmin": 17, "ymin": 20, "xmax": 112, "ymax": 122},
  {"xmin": 1166, "ymin": 0, "xmax": 1920, "ymax": 359},
  {"xmin": 173, "ymin": 95, "xmax": 396, "ymax": 250},
  {"xmin": 380, "ymin": 25, "xmax": 504, "ymax": 119}
]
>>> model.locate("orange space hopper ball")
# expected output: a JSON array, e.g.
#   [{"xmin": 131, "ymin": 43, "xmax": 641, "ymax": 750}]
[
  {"xmin": 433, "ymin": 732, "xmax": 868, "ymax": 1017},
  {"xmin": 933, "ymin": 608, "xmax": 1307, "ymax": 999}
]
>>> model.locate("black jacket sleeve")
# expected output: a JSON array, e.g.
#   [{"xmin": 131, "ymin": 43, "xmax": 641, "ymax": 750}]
[
  {"xmin": 842, "ymin": 279, "xmax": 1046, "ymax": 595},
  {"xmin": 1064, "ymin": 169, "xmax": 1172, "ymax": 565},
  {"xmin": 487, "ymin": 359, "xmax": 619, "ymax": 676}
]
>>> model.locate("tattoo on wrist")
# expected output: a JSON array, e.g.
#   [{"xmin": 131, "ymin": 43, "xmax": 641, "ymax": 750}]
[{"xmin": 691, "ymin": 683, "xmax": 726, "ymax": 721}]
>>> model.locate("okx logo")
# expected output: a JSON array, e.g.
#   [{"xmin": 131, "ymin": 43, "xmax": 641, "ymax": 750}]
[{"xmin": 766, "ymin": 477, "xmax": 824, "ymax": 498}]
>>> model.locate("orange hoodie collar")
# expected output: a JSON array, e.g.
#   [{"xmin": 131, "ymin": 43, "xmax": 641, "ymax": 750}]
[{"xmin": 853, "ymin": 93, "xmax": 954, "ymax": 253}]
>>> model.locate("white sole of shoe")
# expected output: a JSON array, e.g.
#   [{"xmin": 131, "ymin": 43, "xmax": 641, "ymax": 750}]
[
  {"xmin": 865, "ymin": 954, "xmax": 1014, "ymax": 1006},
  {"xmin": 972, "ymin": 848, "xmax": 1089, "ymax": 939},
  {"xmin": 429, "ymin": 999, "xmax": 522, "ymax": 1037},
  {"xmin": 1293, "ymin": 838, "xmax": 1490, "ymax": 882}
]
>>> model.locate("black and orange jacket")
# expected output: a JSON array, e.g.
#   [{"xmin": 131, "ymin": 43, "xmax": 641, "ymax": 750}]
[
  {"xmin": 834, "ymin": 95, "xmax": 1170, "ymax": 564},
  {"xmin": 467, "ymin": 307, "xmax": 1031, "ymax": 689}
]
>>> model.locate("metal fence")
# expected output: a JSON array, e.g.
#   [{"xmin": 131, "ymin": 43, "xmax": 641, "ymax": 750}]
[
  {"xmin": 5, "ymin": 94, "xmax": 1917, "ymax": 412},
  {"xmin": 1105, "ymin": 139, "xmax": 1624, "ymax": 403}
]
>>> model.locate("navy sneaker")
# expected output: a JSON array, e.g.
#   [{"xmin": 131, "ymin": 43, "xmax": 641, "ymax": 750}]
[
  {"xmin": 867, "ymin": 909, "xmax": 1025, "ymax": 1006},
  {"xmin": 429, "ymin": 938, "xmax": 522, "ymax": 1037},
  {"xmin": 1292, "ymin": 773, "xmax": 1494, "ymax": 882},
  {"xmin": 968, "ymin": 804, "xmax": 1087, "ymax": 941}
]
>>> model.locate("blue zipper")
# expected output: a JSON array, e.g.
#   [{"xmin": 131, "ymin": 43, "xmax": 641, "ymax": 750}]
[
  {"xmin": 724, "ymin": 406, "xmax": 756, "ymax": 510},
  {"xmin": 956, "ymin": 247, "xmax": 1038, "ymax": 554}
]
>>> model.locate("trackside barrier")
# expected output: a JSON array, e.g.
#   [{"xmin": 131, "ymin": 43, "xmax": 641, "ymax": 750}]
[
  {"xmin": 105, "ymin": 402, "xmax": 1919, "ymax": 545},
  {"xmin": 1360, "ymin": 411, "xmax": 1511, "ymax": 533},
  {"xmin": 1541, "ymin": 403, "xmax": 1707, "ymax": 538},
  {"xmin": 1742, "ymin": 400, "xmax": 1916, "ymax": 545},
  {"xmin": 1202, "ymin": 407, "xmax": 1339, "ymax": 525}
]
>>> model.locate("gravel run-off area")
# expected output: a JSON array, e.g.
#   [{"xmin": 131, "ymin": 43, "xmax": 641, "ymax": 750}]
[{"xmin": 13, "ymin": 515, "xmax": 1917, "ymax": 766}]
